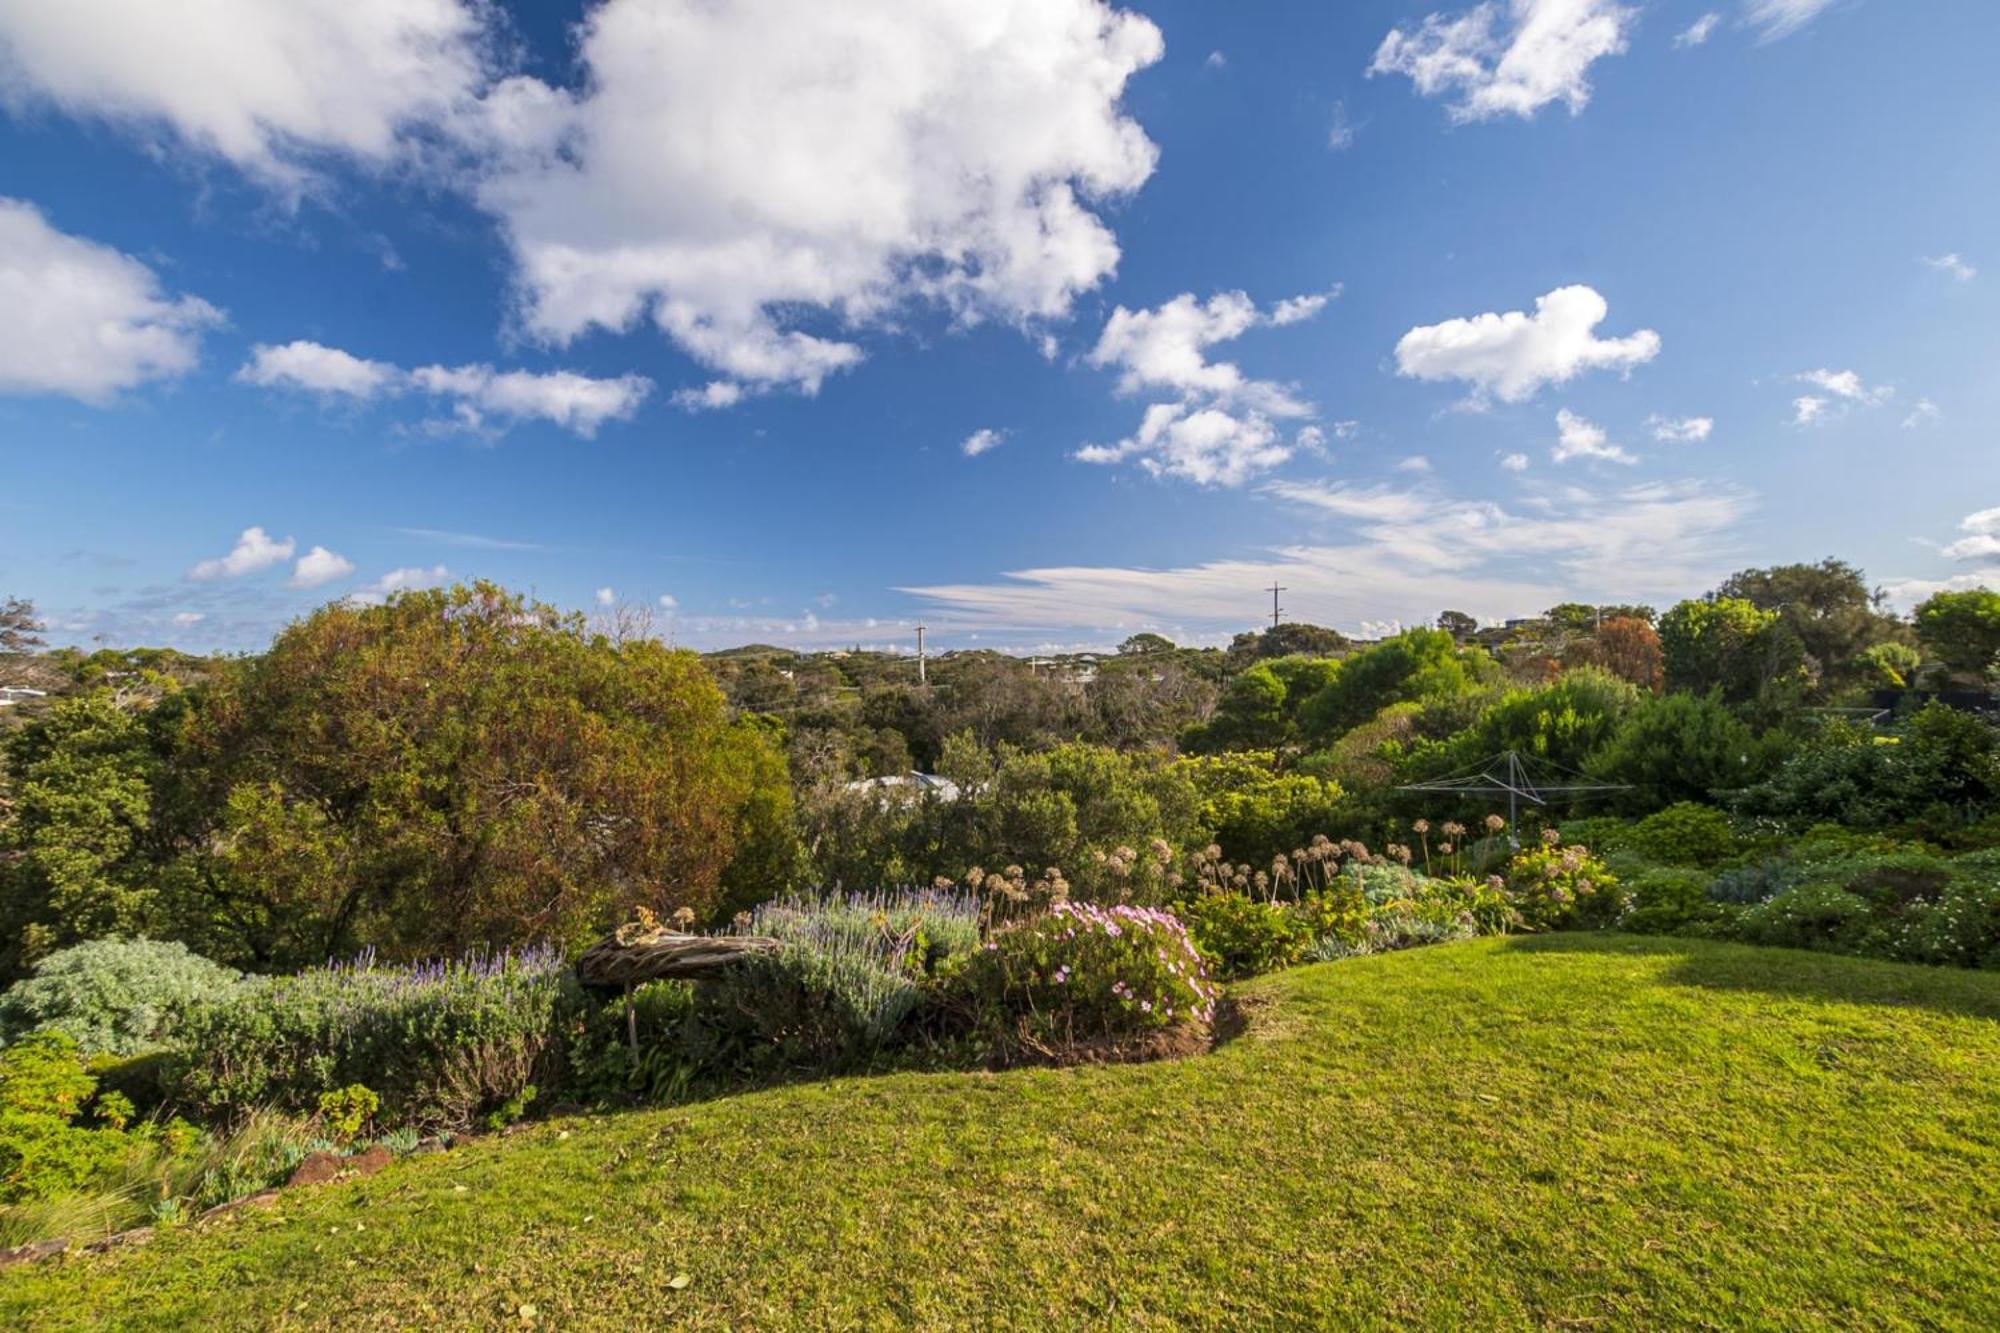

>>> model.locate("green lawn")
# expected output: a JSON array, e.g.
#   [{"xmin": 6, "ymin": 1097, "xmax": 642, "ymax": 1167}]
[{"xmin": 9, "ymin": 934, "xmax": 2000, "ymax": 1329}]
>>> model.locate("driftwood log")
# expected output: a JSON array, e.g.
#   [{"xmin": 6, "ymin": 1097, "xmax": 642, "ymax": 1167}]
[{"xmin": 574, "ymin": 926, "xmax": 781, "ymax": 989}]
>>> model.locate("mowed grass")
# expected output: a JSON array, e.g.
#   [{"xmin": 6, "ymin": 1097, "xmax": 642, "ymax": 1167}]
[{"xmin": 9, "ymin": 935, "xmax": 2000, "ymax": 1330}]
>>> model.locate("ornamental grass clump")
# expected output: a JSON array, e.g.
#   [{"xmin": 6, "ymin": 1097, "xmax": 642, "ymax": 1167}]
[
  {"xmin": 167, "ymin": 945, "xmax": 581, "ymax": 1131},
  {"xmin": 688, "ymin": 889, "xmax": 983, "ymax": 1075},
  {"xmin": 955, "ymin": 902, "xmax": 1217, "ymax": 1060}
]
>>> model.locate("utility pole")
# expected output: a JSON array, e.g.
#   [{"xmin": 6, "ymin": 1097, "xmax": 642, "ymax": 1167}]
[
  {"xmin": 915, "ymin": 623, "xmax": 927, "ymax": 686},
  {"xmin": 1266, "ymin": 583, "xmax": 1287, "ymax": 631}
]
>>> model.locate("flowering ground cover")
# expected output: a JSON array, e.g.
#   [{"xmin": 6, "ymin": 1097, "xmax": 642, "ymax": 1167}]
[{"xmin": 7, "ymin": 934, "xmax": 2000, "ymax": 1328}]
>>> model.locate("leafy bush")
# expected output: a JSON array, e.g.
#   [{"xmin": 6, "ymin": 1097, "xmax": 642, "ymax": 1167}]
[
  {"xmin": 687, "ymin": 889, "xmax": 981, "ymax": 1076},
  {"xmin": 1173, "ymin": 893, "xmax": 1311, "ymax": 979},
  {"xmin": 1708, "ymin": 858, "xmax": 1806, "ymax": 906},
  {"xmin": 1365, "ymin": 911, "xmax": 1477, "ymax": 952},
  {"xmin": 1504, "ymin": 837, "xmax": 1620, "ymax": 931},
  {"xmin": 953, "ymin": 903, "xmax": 1217, "ymax": 1056},
  {"xmin": 1882, "ymin": 880, "xmax": 2000, "ymax": 968},
  {"xmin": 570, "ymin": 981, "xmax": 697, "ymax": 1104},
  {"xmin": 1619, "ymin": 868, "xmax": 1723, "ymax": 936},
  {"xmin": 1627, "ymin": 804, "xmax": 1739, "ymax": 869},
  {"xmin": 0, "ymin": 1032, "xmax": 198, "ymax": 1206},
  {"xmin": 1952, "ymin": 846, "xmax": 2000, "ymax": 876},
  {"xmin": 168, "ymin": 946, "xmax": 582, "ymax": 1130},
  {"xmin": 1737, "ymin": 883, "xmax": 1871, "ymax": 952},
  {"xmin": 0, "ymin": 938, "xmax": 243, "ymax": 1057},
  {"xmin": 315, "ymin": 1085, "xmax": 380, "ymax": 1143}
]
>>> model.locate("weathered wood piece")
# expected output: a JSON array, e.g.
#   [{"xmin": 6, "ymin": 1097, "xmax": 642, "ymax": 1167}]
[{"xmin": 574, "ymin": 926, "xmax": 781, "ymax": 988}]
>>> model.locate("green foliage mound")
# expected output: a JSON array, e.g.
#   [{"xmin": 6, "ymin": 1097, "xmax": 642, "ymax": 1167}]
[
  {"xmin": 0, "ymin": 939, "xmax": 242, "ymax": 1057},
  {"xmin": 167, "ymin": 947, "xmax": 583, "ymax": 1130}
]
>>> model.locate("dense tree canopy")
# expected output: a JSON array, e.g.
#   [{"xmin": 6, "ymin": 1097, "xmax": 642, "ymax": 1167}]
[
  {"xmin": 1715, "ymin": 559, "xmax": 1902, "ymax": 693},
  {"xmin": 1915, "ymin": 589, "xmax": 2000, "ymax": 680}
]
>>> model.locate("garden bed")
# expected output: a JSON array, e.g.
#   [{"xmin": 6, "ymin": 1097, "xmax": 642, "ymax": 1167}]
[{"xmin": 7, "ymin": 935, "xmax": 2000, "ymax": 1328}]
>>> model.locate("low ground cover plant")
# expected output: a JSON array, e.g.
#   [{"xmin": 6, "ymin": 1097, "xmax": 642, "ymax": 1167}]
[{"xmin": 952, "ymin": 901, "xmax": 1217, "ymax": 1058}]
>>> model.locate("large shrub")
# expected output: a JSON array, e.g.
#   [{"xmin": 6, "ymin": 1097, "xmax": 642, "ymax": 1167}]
[
  {"xmin": 953, "ymin": 903, "xmax": 1217, "ymax": 1057},
  {"xmin": 1176, "ymin": 751, "xmax": 1345, "ymax": 865},
  {"xmin": 687, "ymin": 890, "xmax": 982, "ymax": 1075},
  {"xmin": 0, "ymin": 694, "xmax": 164, "ymax": 974},
  {"xmin": 165, "ymin": 582, "xmax": 787, "ymax": 968},
  {"xmin": 168, "ymin": 947, "xmax": 583, "ymax": 1130},
  {"xmin": 1884, "ymin": 880, "xmax": 2000, "ymax": 968},
  {"xmin": 1585, "ymin": 691, "xmax": 1768, "ymax": 812},
  {"xmin": 0, "ymin": 939, "xmax": 242, "ymax": 1057}
]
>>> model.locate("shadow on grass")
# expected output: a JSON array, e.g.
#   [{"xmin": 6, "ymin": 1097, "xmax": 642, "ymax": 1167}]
[{"xmin": 1500, "ymin": 931, "xmax": 2000, "ymax": 1023}]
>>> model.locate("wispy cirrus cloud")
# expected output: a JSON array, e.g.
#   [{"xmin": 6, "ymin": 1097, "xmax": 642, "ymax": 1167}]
[{"xmin": 904, "ymin": 475, "xmax": 1753, "ymax": 640}]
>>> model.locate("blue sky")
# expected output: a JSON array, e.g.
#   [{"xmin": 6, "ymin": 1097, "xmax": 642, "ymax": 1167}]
[{"xmin": 0, "ymin": 0, "xmax": 1994, "ymax": 653}]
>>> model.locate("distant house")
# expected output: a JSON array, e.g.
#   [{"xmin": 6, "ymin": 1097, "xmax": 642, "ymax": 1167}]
[
  {"xmin": 0, "ymin": 686, "xmax": 49, "ymax": 707},
  {"xmin": 843, "ymin": 772, "xmax": 963, "ymax": 803}
]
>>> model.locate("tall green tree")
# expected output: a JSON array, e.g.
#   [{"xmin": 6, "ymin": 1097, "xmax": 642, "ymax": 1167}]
[
  {"xmin": 1658, "ymin": 598, "xmax": 1806, "ymax": 707},
  {"xmin": 1715, "ymin": 559, "xmax": 1903, "ymax": 693},
  {"xmin": 1297, "ymin": 630, "xmax": 1492, "ymax": 745},
  {"xmin": 1915, "ymin": 589, "xmax": 2000, "ymax": 681},
  {"xmin": 0, "ymin": 694, "xmax": 162, "ymax": 974},
  {"xmin": 168, "ymin": 583, "xmax": 786, "ymax": 966}
]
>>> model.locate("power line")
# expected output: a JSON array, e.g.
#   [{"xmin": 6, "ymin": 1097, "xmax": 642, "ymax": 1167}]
[{"xmin": 1266, "ymin": 582, "xmax": 1287, "ymax": 631}]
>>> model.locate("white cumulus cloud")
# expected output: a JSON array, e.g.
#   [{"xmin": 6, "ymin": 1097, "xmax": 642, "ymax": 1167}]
[
  {"xmin": 289, "ymin": 546, "xmax": 355, "ymax": 589},
  {"xmin": 238, "ymin": 340, "xmax": 651, "ymax": 436},
  {"xmin": 408, "ymin": 363, "xmax": 651, "ymax": 437},
  {"xmin": 349, "ymin": 565, "xmax": 450, "ymax": 606},
  {"xmin": 1368, "ymin": 0, "xmax": 1636, "ymax": 122},
  {"xmin": 1088, "ymin": 290, "xmax": 1322, "ymax": 416},
  {"xmin": 1394, "ymin": 284, "xmax": 1660, "ymax": 404},
  {"xmin": 0, "ymin": 197, "xmax": 221, "ymax": 402},
  {"xmin": 1076, "ymin": 402, "xmax": 1291, "ymax": 489},
  {"xmin": 1941, "ymin": 506, "xmax": 2000, "ymax": 563},
  {"xmin": 238, "ymin": 341, "xmax": 400, "ymax": 398},
  {"xmin": 1078, "ymin": 288, "xmax": 1336, "ymax": 486},
  {"xmin": 190, "ymin": 527, "xmax": 295, "ymax": 580},
  {"xmin": 471, "ymin": 0, "xmax": 1164, "ymax": 397},
  {"xmin": 1791, "ymin": 367, "xmax": 1892, "ymax": 426},
  {"xmin": 0, "ymin": 0, "xmax": 492, "ymax": 191},
  {"xmin": 1551, "ymin": 408, "xmax": 1636, "ymax": 464}
]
